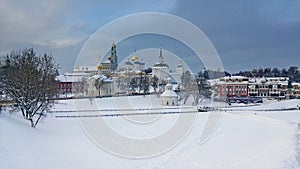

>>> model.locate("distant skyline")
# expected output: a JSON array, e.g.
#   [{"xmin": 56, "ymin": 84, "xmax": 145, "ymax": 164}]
[{"xmin": 1, "ymin": 0, "xmax": 299, "ymax": 73}]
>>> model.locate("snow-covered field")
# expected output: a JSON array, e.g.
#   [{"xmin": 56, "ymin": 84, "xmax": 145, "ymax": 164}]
[{"xmin": 1, "ymin": 96, "xmax": 300, "ymax": 169}]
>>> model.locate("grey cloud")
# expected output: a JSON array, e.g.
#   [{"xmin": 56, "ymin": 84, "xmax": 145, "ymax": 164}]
[
  {"xmin": 171, "ymin": 0, "xmax": 300, "ymax": 72},
  {"xmin": 0, "ymin": 0, "xmax": 79, "ymax": 49}
]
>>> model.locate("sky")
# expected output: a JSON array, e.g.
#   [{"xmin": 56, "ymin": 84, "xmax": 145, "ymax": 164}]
[{"xmin": 0, "ymin": 0, "xmax": 299, "ymax": 73}]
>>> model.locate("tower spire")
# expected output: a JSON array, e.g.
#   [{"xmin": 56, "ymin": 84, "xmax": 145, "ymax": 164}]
[
  {"xmin": 160, "ymin": 48, "xmax": 162, "ymax": 57},
  {"xmin": 158, "ymin": 48, "xmax": 164, "ymax": 63}
]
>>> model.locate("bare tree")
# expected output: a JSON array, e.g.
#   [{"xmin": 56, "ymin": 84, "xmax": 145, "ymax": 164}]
[{"xmin": 0, "ymin": 48, "xmax": 58, "ymax": 128}]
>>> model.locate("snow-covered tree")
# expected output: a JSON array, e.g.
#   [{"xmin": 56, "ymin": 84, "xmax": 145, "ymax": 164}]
[
  {"xmin": 150, "ymin": 75, "xmax": 159, "ymax": 96},
  {"xmin": 0, "ymin": 48, "xmax": 58, "ymax": 128},
  {"xmin": 140, "ymin": 76, "xmax": 149, "ymax": 95},
  {"xmin": 196, "ymin": 71, "xmax": 212, "ymax": 103},
  {"xmin": 180, "ymin": 71, "xmax": 212, "ymax": 104},
  {"xmin": 95, "ymin": 77, "xmax": 103, "ymax": 97},
  {"xmin": 181, "ymin": 71, "xmax": 199, "ymax": 104}
]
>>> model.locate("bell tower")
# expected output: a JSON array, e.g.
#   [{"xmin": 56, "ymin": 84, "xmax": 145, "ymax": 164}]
[{"xmin": 110, "ymin": 42, "xmax": 118, "ymax": 71}]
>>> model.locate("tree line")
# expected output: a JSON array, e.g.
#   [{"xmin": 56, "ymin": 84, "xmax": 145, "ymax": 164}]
[{"xmin": 232, "ymin": 66, "xmax": 300, "ymax": 82}]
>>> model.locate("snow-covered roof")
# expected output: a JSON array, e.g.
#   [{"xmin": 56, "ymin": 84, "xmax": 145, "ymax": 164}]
[
  {"xmin": 220, "ymin": 76, "xmax": 248, "ymax": 81},
  {"xmin": 73, "ymin": 66, "xmax": 97, "ymax": 72},
  {"xmin": 90, "ymin": 74, "xmax": 107, "ymax": 79},
  {"xmin": 249, "ymin": 77, "xmax": 289, "ymax": 85},
  {"xmin": 134, "ymin": 60, "xmax": 145, "ymax": 65},
  {"xmin": 213, "ymin": 76, "xmax": 292, "ymax": 86},
  {"xmin": 101, "ymin": 60, "xmax": 111, "ymax": 64},
  {"xmin": 217, "ymin": 76, "xmax": 249, "ymax": 85},
  {"xmin": 160, "ymin": 82, "xmax": 178, "ymax": 97},
  {"xmin": 88, "ymin": 74, "xmax": 113, "ymax": 83},
  {"xmin": 153, "ymin": 62, "xmax": 169, "ymax": 68},
  {"xmin": 292, "ymin": 82, "xmax": 300, "ymax": 86},
  {"xmin": 266, "ymin": 77, "xmax": 289, "ymax": 81},
  {"xmin": 125, "ymin": 61, "xmax": 133, "ymax": 65},
  {"xmin": 160, "ymin": 89, "xmax": 178, "ymax": 97},
  {"xmin": 56, "ymin": 73, "xmax": 89, "ymax": 83},
  {"xmin": 117, "ymin": 70, "xmax": 146, "ymax": 76},
  {"xmin": 64, "ymin": 72, "xmax": 91, "ymax": 76}
]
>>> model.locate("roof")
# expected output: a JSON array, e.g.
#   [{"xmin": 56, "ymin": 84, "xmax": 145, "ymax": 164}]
[
  {"xmin": 160, "ymin": 89, "xmax": 178, "ymax": 97},
  {"xmin": 160, "ymin": 82, "xmax": 178, "ymax": 97},
  {"xmin": 134, "ymin": 60, "xmax": 145, "ymax": 65},
  {"xmin": 153, "ymin": 63, "xmax": 169, "ymax": 68},
  {"xmin": 90, "ymin": 74, "xmax": 107, "ymax": 79},
  {"xmin": 125, "ymin": 61, "xmax": 133, "ymax": 65},
  {"xmin": 89, "ymin": 75, "xmax": 113, "ymax": 83},
  {"xmin": 248, "ymin": 77, "xmax": 289, "ymax": 85},
  {"xmin": 220, "ymin": 76, "xmax": 248, "ymax": 81},
  {"xmin": 73, "ymin": 66, "xmax": 97, "ymax": 72},
  {"xmin": 216, "ymin": 76, "xmax": 249, "ymax": 85},
  {"xmin": 101, "ymin": 60, "xmax": 111, "ymax": 64},
  {"xmin": 56, "ymin": 74, "xmax": 88, "ymax": 83}
]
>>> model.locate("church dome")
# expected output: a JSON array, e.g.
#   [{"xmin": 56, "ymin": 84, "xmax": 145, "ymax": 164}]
[
  {"xmin": 132, "ymin": 54, "xmax": 138, "ymax": 62},
  {"xmin": 97, "ymin": 65, "xmax": 103, "ymax": 70}
]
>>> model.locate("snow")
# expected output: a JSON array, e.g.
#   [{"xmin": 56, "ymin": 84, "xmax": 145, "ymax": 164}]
[
  {"xmin": 1, "ymin": 96, "xmax": 300, "ymax": 169},
  {"xmin": 56, "ymin": 73, "xmax": 88, "ymax": 82},
  {"xmin": 160, "ymin": 90, "xmax": 178, "ymax": 97}
]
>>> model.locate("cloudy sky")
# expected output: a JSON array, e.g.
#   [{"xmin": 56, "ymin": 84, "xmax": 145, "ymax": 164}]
[{"xmin": 1, "ymin": 0, "xmax": 299, "ymax": 73}]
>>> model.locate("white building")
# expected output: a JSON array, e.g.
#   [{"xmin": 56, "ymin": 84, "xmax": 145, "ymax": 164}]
[
  {"xmin": 152, "ymin": 48, "xmax": 170, "ymax": 82},
  {"xmin": 84, "ymin": 75, "xmax": 114, "ymax": 97},
  {"xmin": 160, "ymin": 78, "xmax": 179, "ymax": 106},
  {"xmin": 170, "ymin": 59, "xmax": 185, "ymax": 84},
  {"xmin": 248, "ymin": 77, "xmax": 288, "ymax": 98}
]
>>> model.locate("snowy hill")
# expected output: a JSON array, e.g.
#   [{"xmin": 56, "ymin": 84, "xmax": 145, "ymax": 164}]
[{"xmin": 1, "ymin": 96, "xmax": 300, "ymax": 169}]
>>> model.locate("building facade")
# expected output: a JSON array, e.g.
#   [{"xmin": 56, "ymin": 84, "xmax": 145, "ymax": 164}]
[
  {"xmin": 160, "ymin": 78, "xmax": 179, "ymax": 106},
  {"xmin": 152, "ymin": 48, "xmax": 170, "ymax": 82},
  {"xmin": 56, "ymin": 72, "xmax": 90, "ymax": 97},
  {"xmin": 218, "ymin": 76, "xmax": 249, "ymax": 97},
  {"xmin": 213, "ymin": 76, "xmax": 300, "ymax": 99},
  {"xmin": 248, "ymin": 77, "xmax": 287, "ymax": 98},
  {"xmin": 84, "ymin": 75, "xmax": 114, "ymax": 97}
]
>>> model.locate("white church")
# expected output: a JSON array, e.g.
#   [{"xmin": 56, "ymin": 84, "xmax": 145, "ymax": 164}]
[
  {"xmin": 152, "ymin": 48, "xmax": 184, "ymax": 84},
  {"xmin": 160, "ymin": 78, "xmax": 179, "ymax": 106}
]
